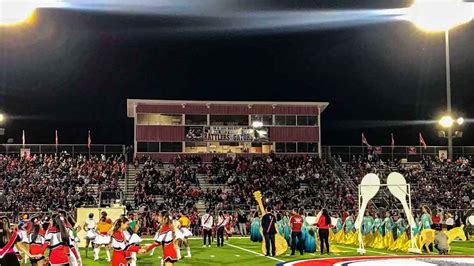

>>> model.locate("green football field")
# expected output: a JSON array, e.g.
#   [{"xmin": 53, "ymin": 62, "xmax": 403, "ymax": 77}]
[{"xmin": 22, "ymin": 237, "xmax": 474, "ymax": 266}]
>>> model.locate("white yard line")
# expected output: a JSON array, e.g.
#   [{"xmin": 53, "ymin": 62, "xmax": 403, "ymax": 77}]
[{"xmin": 225, "ymin": 243, "xmax": 285, "ymax": 263}]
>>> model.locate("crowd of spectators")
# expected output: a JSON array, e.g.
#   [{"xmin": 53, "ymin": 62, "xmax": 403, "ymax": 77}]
[
  {"xmin": 343, "ymin": 155, "xmax": 473, "ymax": 211},
  {"xmin": 0, "ymin": 153, "xmax": 125, "ymax": 214}
]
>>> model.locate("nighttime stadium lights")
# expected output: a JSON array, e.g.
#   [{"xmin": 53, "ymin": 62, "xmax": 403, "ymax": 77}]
[
  {"xmin": 0, "ymin": 0, "xmax": 62, "ymax": 25},
  {"xmin": 251, "ymin": 121, "xmax": 263, "ymax": 128},
  {"xmin": 439, "ymin": 115, "xmax": 454, "ymax": 128},
  {"xmin": 408, "ymin": 0, "xmax": 473, "ymax": 32},
  {"xmin": 0, "ymin": 114, "xmax": 4, "ymax": 124},
  {"xmin": 457, "ymin": 117, "xmax": 464, "ymax": 125}
]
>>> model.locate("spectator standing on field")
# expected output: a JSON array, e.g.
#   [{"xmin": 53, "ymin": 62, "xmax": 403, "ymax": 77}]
[{"xmin": 237, "ymin": 209, "xmax": 248, "ymax": 236}]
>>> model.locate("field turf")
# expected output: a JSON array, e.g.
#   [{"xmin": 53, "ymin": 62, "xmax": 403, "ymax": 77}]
[{"xmin": 22, "ymin": 237, "xmax": 474, "ymax": 266}]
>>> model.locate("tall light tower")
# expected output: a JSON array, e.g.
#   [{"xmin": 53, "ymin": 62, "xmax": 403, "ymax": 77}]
[{"xmin": 408, "ymin": 0, "xmax": 473, "ymax": 160}]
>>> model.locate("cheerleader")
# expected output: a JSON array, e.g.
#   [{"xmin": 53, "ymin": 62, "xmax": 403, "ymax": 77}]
[
  {"xmin": 94, "ymin": 215, "xmax": 113, "ymax": 262},
  {"xmin": 28, "ymin": 216, "xmax": 47, "ymax": 266},
  {"xmin": 40, "ymin": 215, "xmax": 81, "ymax": 266},
  {"xmin": 83, "ymin": 213, "xmax": 96, "ymax": 258},
  {"xmin": 0, "ymin": 217, "xmax": 37, "ymax": 266},
  {"xmin": 172, "ymin": 215, "xmax": 185, "ymax": 260},
  {"xmin": 177, "ymin": 210, "xmax": 192, "ymax": 257},
  {"xmin": 111, "ymin": 217, "xmax": 146, "ymax": 266},
  {"xmin": 18, "ymin": 214, "xmax": 31, "ymax": 264},
  {"xmin": 145, "ymin": 211, "xmax": 178, "ymax": 266},
  {"xmin": 123, "ymin": 213, "xmax": 142, "ymax": 266},
  {"xmin": 250, "ymin": 212, "xmax": 262, "ymax": 242}
]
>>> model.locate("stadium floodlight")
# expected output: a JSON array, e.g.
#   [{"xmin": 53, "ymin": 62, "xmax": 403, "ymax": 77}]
[
  {"xmin": 0, "ymin": 114, "xmax": 4, "ymax": 123},
  {"xmin": 251, "ymin": 121, "xmax": 263, "ymax": 128},
  {"xmin": 456, "ymin": 117, "xmax": 464, "ymax": 125},
  {"xmin": 407, "ymin": 0, "xmax": 473, "ymax": 32},
  {"xmin": 0, "ymin": 0, "xmax": 63, "ymax": 26},
  {"xmin": 439, "ymin": 115, "xmax": 454, "ymax": 128}
]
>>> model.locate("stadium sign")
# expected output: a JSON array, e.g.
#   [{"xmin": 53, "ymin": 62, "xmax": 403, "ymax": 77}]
[
  {"xmin": 185, "ymin": 126, "xmax": 269, "ymax": 142},
  {"xmin": 277, "ymin": 256, "xmax": 474, "ymax": 266}
]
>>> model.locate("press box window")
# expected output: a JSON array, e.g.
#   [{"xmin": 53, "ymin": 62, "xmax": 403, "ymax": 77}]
[
  {"xmin": 297, "ymin": 116, "xmax": 317, "ymax": 126},
  {"xmin": 275, "ymin": 142, "xmax": 297, "ymax": 153},
  {"xmin": 210, "ymin": 115, "xmax": 248, "ymax": 126},
  {"xmin": 275, "ymin": 115, "xmax": 296, "ymax": 126},
  {"xmin": 185, "ymin": 115, "xmax": 207, "ymax": 125},
  {"xmin": 250, "ymin": 115, "xmax": 272, "ymax": 126},
  {"xmin": 137, "ymin": 114, "xmax": 182, "ymax": 125},
  {"xmin": 160, "ymin": 142, "xmax": 183, "ymax": 152}
]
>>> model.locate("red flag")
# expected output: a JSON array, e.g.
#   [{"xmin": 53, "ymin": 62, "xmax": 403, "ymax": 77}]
[
  {"xmin": 55, "ymin": 130, "xmax": 58, "ymax": 146},
  {"xmin": 419, "ymin": 133, "xmax": 427, "ymax": 149},
  {"xmin": 391, "ymin": 133, "xmax": 395, "ymax": 147},
  {"xmin": 408, "ymin": 146, "xmax": 417, "ymax": 155},
  {"xmin": 361, "ymin": 133, "xmax": 370, "ymax": 147},
  {"xmin": 87, "ymin": 130, "xmax": 91, "ymax": 149}
]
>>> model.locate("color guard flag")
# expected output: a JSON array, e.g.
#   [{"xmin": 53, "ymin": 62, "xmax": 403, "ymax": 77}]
[
  {"xmin": 22, "ymin": 130, "xmax": 25, "ymax": 146},
  {"xmin": 391, "ymin": 133, "xmax": 395, "ymax": 147},
  {"xmin": 361, "ymin": 133, "xmax": 370, "ymax": 147},
  {"xmin": 419, "ymin": 133, "xmax": 427, "ymax": 149},
  {"xmin": 55, "ymin": 130, "xmax": 58, "ymax": 146},
  {"xmin": 87, "ymin": 130, "xmax": 91, "ymax": 149}
]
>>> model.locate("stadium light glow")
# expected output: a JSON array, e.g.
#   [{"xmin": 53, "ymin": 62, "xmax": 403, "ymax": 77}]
[
  {"xmin": 457, "ymin": 117, "xmax": 464, "ymax": 125},
  {"xmin": 0, "ymin": 114, "xmax": 4, "ymax": 123},
  {"xmin": 252, "ymin": 121, "xmax": 263, "ymax": 128},
  {"xmin": 0, "ymin": 0, "xmax": 63, "ymax": 26},
  {"xmin": 439, "ymin": 115, "xmax": 454, "ymax": 128},
  {"xmin": 407, "ymin": 0, "xmax": 473, "ymax": 32}
]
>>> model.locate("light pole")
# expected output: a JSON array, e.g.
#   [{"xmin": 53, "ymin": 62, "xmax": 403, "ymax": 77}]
[{"xmin": 408, "ymin": 0, "xmax": 473, "ymax": 160}]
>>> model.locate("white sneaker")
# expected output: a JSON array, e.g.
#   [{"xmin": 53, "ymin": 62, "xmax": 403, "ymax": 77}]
[
  {"xmin": 208, "ymin": 245, "xmax": 211, "ymax": 248},
  {"xmin": 202, "ymin": 245, "xmax": 206, "ymax": 248}
]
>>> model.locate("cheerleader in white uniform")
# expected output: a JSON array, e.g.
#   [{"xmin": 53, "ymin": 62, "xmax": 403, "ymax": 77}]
[
  {"xmin": 94, "ymin": 216, "xmax": 113, "ymax": 262},
  {"xmin": 123, "ymin": 225, "xmax": 142, "ymax": 266},
  {"xmin": 172, "ymin": 219, "xmax": 185, "ymax": 260},
  {"xmin": 83, "ymin": 213, "xmax": 96, "ymax": 258}
]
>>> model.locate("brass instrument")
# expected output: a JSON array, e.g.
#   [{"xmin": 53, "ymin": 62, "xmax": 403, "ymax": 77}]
[{"xmin": 253, "ymin": 191, "xmax": 288, "ymax": 256}]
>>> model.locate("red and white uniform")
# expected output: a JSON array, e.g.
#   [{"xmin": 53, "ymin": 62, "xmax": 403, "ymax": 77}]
[
  {"xmin": 111, "ymin": 231, "xmax": 140, "ymax": 266},
  {"xmin": 41, "ymin": 227, "xmax": 80, "ymax": 266},
  {"xmin": 146, "ymin": 225, "xmax": 177, "ymax": 263},
  {"xmin": 28, "ymin": 229, "xmax": 46, "ymax": 257},
  {"xmin": 0, "ymin": 230, "xmax": 21, "ymax": 259}
]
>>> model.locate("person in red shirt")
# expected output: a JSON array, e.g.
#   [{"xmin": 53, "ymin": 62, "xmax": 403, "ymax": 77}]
[
  {"xmin": 432, "ymin": 212, "xmax": 441, "ymax": 230},
  {"xmin": 316, "ymin": 209, "xmax": 332, "ymax": 255},
  {"xmin": 289, "ymin": 208, "xmax": 304, "ymax": 256}
]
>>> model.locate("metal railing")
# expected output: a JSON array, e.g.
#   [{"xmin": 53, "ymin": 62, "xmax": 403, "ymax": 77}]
[
  {"xmin": 0, "ymin": 144, "xmax": 126, "ymax": 156},
  {"xmin": 323, "ymin": 145, "xmax": 474, "ymax": 162}
]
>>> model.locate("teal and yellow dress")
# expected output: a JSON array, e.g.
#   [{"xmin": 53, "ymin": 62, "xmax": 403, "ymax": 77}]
[
  {"xmin": 412, "ymin": 217, "xmax": 421, "ymax": 236},
  {"xmin": 345, "ymin": 216, "xmax": 354, "ymax": 233},
  {"xmin": 250, "ymin": 217, "xmax": 262, "ymax": 242},
  {"xmin": 362, "ymin": 215, "xmax": 374, "ymax": 235},
  {"xmin": 395, "ymin": 218, "xmax": 406, "ymax": 240},
  {"xmin": 282, "ymin": 215, "xmax": 291, "ymax": 245},
  {"xmin": 383, "ymin": 217, "xmax": 395, "ymax": 248},
  {"xmin": 373, "ymin": 218, "xmax": 383, "ymax": 235},
  {"xmin": 302, "ymin": 221, "xmax": 316, "ymax": 253},
  {"xmin": 333, "ymin": 218, "xmax": 343, "ymax": 234},
  {"xmin": 421, "ymin": 214, "xmax": 432, "ymax": 230}
]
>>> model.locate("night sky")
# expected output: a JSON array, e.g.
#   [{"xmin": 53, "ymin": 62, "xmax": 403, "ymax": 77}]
[{"xmin": 1, "ymin": 0, "xmax": 473, "ymax": 146}]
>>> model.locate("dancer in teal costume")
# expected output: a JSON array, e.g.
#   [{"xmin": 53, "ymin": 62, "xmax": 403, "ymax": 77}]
[
  {"xmin": 250, "ymin": 212, "xmax": 262, "ymax": 242},
  {"xmin": 382, "ymin": 211, "xmax": 394, "ymax": 237},
  {"xmin": 302, "ymin": 215, "xmax": 316, "ymax": 253},
  {"xmin": 332, "ymin": 214, "xmax": 343, "ymax": 234},
  {"xmin": 420, "ymin": 206, "xmax": 433, "ymax": 230},
  {"xmin": 395, "ymin": 213, "xmax": 406, "ymax": 239},
  {"xmin": 362, "ymin": 211, "xmax": 374, "ymax": 235},
  {"xmin": 373, "ymin": 213, "xmax": 383, "ymax": 235},
  {"xmin": 345, "ymin": 212, "xmax": 354, "ymax": 233},
  {"xmin": 283, "ymin": 211, "xmax": 291, "ymax": 245}
]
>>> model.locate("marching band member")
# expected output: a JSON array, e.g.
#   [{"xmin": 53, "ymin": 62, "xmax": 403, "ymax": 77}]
[
  {"xmin": 111, "ymin": 217, "xmax": 146, "ymax": 266},
  {"xmin": 201, "ymin": 209, "xmax": 213, "ymax": 248},
  {"xmin": 0, "ymin": 217, "xmax": 37, "ymax": 266},
  {"xmin": 177, "ymin": 210, "xmax": 192, "ymax": 257},
  {"xmin": 40, "ymin": 215, "xmax": 81, "ymax": 266},
  {"xmin": 83, "ymin": 213, "xmax": 96, "ymax": 258},
  {"xmin": 28, "ymin": 217, "xmax": 47, "ymax": 266},
  {"xmin": 215, "ymin": 211, "xmax": 227, "ymax": 247},
  {"xmin": 95, "ymin": 215, "xmax": 113, "ymax": 262},
  {"xmin": 145, "ymin": 211, "xmax": 178, "ymax": 266}
]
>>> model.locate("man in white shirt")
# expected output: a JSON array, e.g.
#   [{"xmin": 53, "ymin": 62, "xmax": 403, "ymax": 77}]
[
  {"xmin": 201, "ymin": 209, "xmax": 214, "ymax": 247},
  {"xmin": 445, "ymin": 213, "xmax": 454, "ymax": 230}
]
